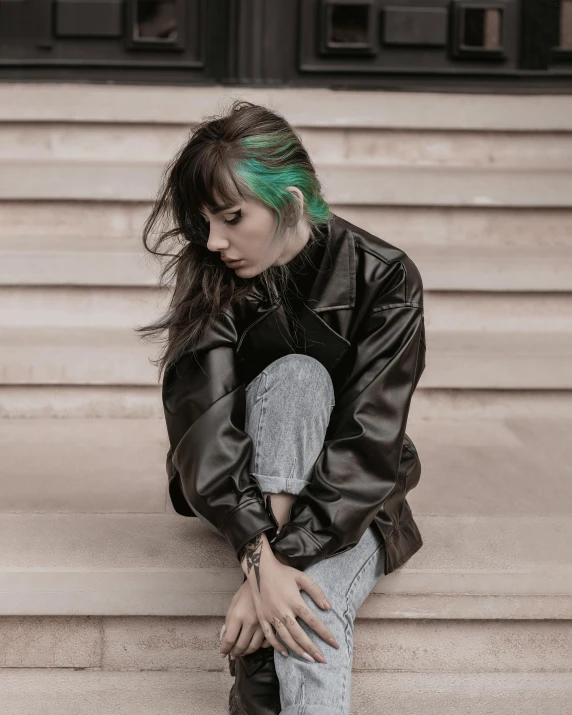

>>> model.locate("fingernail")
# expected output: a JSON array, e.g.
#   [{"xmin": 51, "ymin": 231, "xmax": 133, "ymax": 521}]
[
  {"xmin": 230, "ymin": 655, "xmax": 236, "ymax": 661},
  {"xmin": 281, "ymin": 650, "xmax": 289, "ymax": 657},
  {"xmin": 220, "ymin": 652, "xmax": 226, "ymax": 658},
  {"xmin": 301, "ymin": 651, "xmax": 316, "ymax": 663},
  {"xmin": 329, "ymin": 638, "xmax": 340, "ymax": 648},
  {"xmin": 323, "ymin": 600, "xmax": 331, "ymax": 609}
]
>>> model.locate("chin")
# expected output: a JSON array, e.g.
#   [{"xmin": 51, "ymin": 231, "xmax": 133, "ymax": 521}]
[{"xmin": 238, "ymin": 264, "xmax": 261, "ymax": 277}]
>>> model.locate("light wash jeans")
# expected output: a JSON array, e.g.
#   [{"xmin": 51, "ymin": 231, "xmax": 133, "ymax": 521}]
[{"xmin": 243, "ymin": 354, "xmax": 387, "ymax": 715}]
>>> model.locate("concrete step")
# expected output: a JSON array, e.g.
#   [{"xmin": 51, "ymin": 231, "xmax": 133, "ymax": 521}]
[
  {"xmin": 2, "ymin": 239, "xmax": 571, "ymax": 292},
  {"xmin": 1, "ymin": 327, "xmax": 570, "ymax": 388},
  {"xmin": 0, "ymin": 514, "xmax": 570, "ymax": 619},
  {"xmin": 0, "ymin": 236, "xmax": 158, "ymax": 287},
  {"xmin": 2, "ymin": 82, "xmax": 572, "ymax": 131},
  {"xmin": 2, "ymin": 202, "xmax": 571, "ymax": 250},
  {"xmin": 412, "ymin": 243, "xmax": 572, "ymax": 292},
  {"xmin": 0, "ymin": 418, "xmax": 168, "ymax": 513},
  {"xmin": 0, "ymin": 287, "xmax": 166, "ymax": 327},
  {"xmin": 3, "ymin": 123, "xmax": 572, "ymax": 169},
  {"xmin": 2, "ymin": 161, "xmax": 572, "ymax": 206},
  {"xmin": 1, "ymin": 415, "xmax": 571, "ymax": 516},
  {"xmin": 0, "ymin": 327, "xmax": 156, "ymax": 385},
  {"xmin": 426, "ymin": 330, "xmax": 572, "ymax": 389},
  {"xmin": 2, "ymin": 287, "xmax": 571, "ymax": 331},
  {"xmin": 2, "ymin": 385, "xmax": 571, "ymax": 421},
  {"xmin": 0, "ymin": 670, "xmax": 570, "ymax": 715},
  {"xmin": 1, "ymin": 615, "xmax": 570, "ymax": 674}
]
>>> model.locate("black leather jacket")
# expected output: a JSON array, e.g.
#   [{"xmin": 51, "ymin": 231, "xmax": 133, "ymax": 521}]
[{"xmin": 162, "ymin": 213, "xmax": 426, "ymax": 575}]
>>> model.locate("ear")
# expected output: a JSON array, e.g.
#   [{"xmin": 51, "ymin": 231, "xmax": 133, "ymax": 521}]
[{"xmin": 285, "ymin": 186, "xmax": 304, "ymax": 221}]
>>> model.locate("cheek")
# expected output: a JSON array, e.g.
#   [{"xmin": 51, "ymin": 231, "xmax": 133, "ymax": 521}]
[{"xmin": 240, "ymin": 219, "xmax": 274, "ymax": 255}]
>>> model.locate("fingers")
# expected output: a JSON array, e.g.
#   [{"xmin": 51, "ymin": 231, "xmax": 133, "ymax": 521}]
[
  {"xmin": 220, "ymin": 619, "xmax": 243, "ymax": 657},
  {"xmin": 257, "ymin": 621, "xmax": 289, "ymax": 658},
  {"xmin": 296, "ymin": 573, "xmax": 340, "ymax": 649},
  {"xmin": 228, "ymin": 623, "xmax": 258, "ymax": 658},
  {"xmin": 291, "ymin": 599, "xmax": 340, "ymax": 653},
  {"xmin": 297, "ymin": 572, "xmax": 331, "ymax": 611},
  {"xmin": 235, "ymin": 628, "xmax": 265, "ymax": 657},
  {"xmin": 266, "ymin": 611, "xmax": 329, "ymax": 664}
]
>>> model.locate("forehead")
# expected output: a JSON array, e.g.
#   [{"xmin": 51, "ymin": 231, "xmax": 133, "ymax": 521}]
[{"xmin": 202, "ymin": 201, "xmax": 241, "ymax": 215}]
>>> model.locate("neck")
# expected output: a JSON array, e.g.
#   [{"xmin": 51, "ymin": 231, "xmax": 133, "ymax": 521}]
[{"xmin": 276, "ymin": 220, "xmax": 311, "ymax": 267}]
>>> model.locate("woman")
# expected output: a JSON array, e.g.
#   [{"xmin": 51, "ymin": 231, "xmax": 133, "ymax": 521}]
[{"xmin": 137, "ymin": 99, "xmax": 426, "ymax": 715}]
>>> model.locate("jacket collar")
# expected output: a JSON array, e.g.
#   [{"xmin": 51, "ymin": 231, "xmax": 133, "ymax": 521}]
[
  {"xmin": 306, "ymin": 213, "xmax": 356, "ymax": 313},
  {"xmin": 246, "ymin": 213, "xmax": 356, "ymax": 314}
]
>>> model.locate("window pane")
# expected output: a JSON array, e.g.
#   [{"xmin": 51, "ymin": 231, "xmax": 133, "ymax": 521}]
[
  {"xmin": 328, "ymin": 4, "xmax": 369, "ymax": 46},
  {"xmin": 134, "ymin": 0, "xmax": 177, "ymax": 42},
  {"xmin": 560, "ymin": 0, "xmax": 572, "ymax": 49},
  {"xmin": 463, "ymin": 8, "xmax": 502, "ymax": 49}
]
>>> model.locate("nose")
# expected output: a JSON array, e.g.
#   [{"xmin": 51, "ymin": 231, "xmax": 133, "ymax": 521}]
[{"xmin": 206, "ymin": 227, "xmax": 228, "ymax": 254}]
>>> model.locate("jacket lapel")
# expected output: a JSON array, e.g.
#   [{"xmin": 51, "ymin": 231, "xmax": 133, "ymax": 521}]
[
  {"xmin": 236, "ymin": 214, "xmax": 356, "ymax": 376},
  {"xmin": 306, "ymin": 214, "xmax": 356, "ymax": 313}
]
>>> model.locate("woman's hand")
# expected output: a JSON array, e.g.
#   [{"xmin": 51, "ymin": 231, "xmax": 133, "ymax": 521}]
[
  {"xmin": 241, "ymin": 532, "xmax": 340, "ymax": 664},
  {"xmin": 219, "ymin": 578, "xmax": 272, "ymax": 660}
]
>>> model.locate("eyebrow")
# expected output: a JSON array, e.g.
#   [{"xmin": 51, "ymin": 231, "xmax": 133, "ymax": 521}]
[{"xmin": 205, "ymin": 204, "xmax": 241, "ymax": 215}]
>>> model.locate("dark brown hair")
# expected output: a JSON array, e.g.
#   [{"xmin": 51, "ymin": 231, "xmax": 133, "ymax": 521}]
[{"xmin": 135, "ymin": 99, "xmax": 333, "ymax": 380}]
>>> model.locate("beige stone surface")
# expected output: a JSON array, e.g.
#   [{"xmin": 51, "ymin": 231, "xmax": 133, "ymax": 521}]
[
  {"xmin": 2, "ymin": 161, "xmax": 572, "ymax": 207},
  {"xmin": 0, "ymin": 617, "xmax": 100, "ymax": 668},
  {"xmin": 2, "ymin": 83, "xmax": 572, "ymax": 130},
  {"xmin": 2, "ymin": 201, "xmax": 571, "ymax": 248},
  {"xmin": 0, "ymin": 418, "xmax": 167, "ymax": 512},
  {"xmin": 4, "ymin": 123, "xmax": 572, "ymax": 168},
  {"xmin": 3, "ymin": 413, "xmax": 571, "ymax": 517},
  {"xmin": 4, "ymin": 285, "xmax": 572, "ymax": 329},
  {"xmin": 0, "ymin": 669, "xmax": 570, "ymax": 714},
  {"xmin": 3, "ymin": 235, "xmax": 571, "ymax": 293},
  {"xmin": 1, "ymin": 386, "xmax": 569, "ymax": 421},
  {"xmin": 0, "ymin": 386, "xmax": 162, "ymax": 419},
  {"xmin": 0, "ymin": 514, "xmax": 570, "ymax": 618},
  {"xmin": 3, "ymin": 615, "xmax": 569, "ymax": 673},
  {"xmin": 1, "ymin": 326, "xmax": 570, "ymax": 388},
  {"xmin": 102, "ymin": 617, "xmax": 225, "ymax": 672}
]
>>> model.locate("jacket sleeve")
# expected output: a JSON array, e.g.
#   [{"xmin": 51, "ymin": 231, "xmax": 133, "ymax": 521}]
[
  {"xmin": 271, "ymin": 256, "xmax": 426, "ymax": 571},
  {"xmin": 161, "ymin": 307, "xmax": 278, "ymax": 562}
]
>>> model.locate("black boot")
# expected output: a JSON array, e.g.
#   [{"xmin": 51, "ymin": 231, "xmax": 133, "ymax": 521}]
[{"xmin": 228, "ymin": 645, "xmax": 281, "ymax": 715}]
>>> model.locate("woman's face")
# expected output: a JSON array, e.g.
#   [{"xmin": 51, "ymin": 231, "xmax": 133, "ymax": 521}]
[{"xmin": 201, "ymin": 188, "xmax": 309, "ymax": 278}]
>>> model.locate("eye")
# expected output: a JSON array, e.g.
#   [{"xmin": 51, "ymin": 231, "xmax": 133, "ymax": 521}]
[
  {"xmin": 198, "ymin": 209, "xmax": 242, "ymax": 226},
  {"xmin": 224, "ymin": 210, "xmax": 242, "ymax": 226}
]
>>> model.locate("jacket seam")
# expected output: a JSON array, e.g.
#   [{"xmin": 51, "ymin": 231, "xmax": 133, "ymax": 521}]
[
  {"xmin": 356, "ymin": 243, "xmax": 397, "ymax": 266},
  {"xmin": 370, "ymin": 301, "xmax": 422, "ymax": 313},
  {"xmin": 388, "ymin": 537, "xmax": 423, "ymax": 571},
  {"xmin": 219, "ymin": 497, "xmax": 260, "ymax": 534},
  {"xmin": 388, "ymin": 511, "xmax": 415, "ymax": 536},
  {"xmin": 402, "ymin": 441, "xmax": 418, "ymax": 459},
  {"xmin": 279, "ymin": 523, "xmax": 324, "ymax": 552},
  {"xmin": 357, "ymin": 311, "xmax": 423, "ymax": 527}
]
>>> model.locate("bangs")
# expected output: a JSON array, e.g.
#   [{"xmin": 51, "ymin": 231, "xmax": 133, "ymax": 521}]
[{"xmin": 179, "ymin": 145, "xmax": 246, "ymax": 244}]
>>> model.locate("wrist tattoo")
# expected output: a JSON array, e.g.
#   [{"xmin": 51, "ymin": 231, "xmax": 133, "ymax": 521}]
[{"xmin": 240, "ymin": 533, "xmax": 264, "ymax": 592}]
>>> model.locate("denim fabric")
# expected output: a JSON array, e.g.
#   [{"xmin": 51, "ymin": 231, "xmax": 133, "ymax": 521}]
[{"xmin": 244, "ymin": 354, "xmax": 386, "ymax": 715}]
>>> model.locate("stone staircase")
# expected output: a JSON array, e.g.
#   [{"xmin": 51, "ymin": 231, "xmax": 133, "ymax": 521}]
[{"xmin": 0, "ymin": 83, "xmax": 571, "ymax": 714}]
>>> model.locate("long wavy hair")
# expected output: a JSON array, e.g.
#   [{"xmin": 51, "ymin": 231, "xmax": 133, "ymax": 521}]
[{"xmin": 135, "ymin": 99, "xmax": 333, "ymax": 381}]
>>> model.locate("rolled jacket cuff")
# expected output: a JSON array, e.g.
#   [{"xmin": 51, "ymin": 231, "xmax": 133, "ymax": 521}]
[
  {"xmin": 270, "ymin": 522, "xmax": 324, "ymax": 571},
  {"xmin": 221, "ymin": 497, "xmax": 279, "ymax": 563}
]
